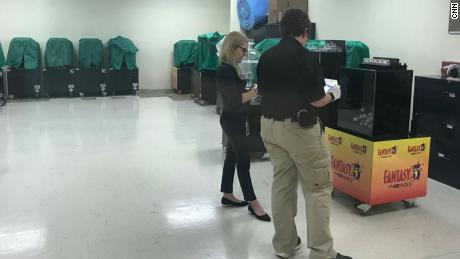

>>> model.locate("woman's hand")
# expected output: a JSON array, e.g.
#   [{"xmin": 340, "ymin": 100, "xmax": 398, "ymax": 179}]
[
  {"xmin": 242, "ymin": 87, "xmax": 258, "ymax": 103},
  {"xmin": 249, "ymin": 87, "xmax": 258, "ymax": 98}
]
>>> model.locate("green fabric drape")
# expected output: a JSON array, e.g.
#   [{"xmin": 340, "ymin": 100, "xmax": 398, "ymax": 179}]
[
  {"xmin": 108, "ymin": 36, "xmax": 139, "ymax": 70},
  {"xmin": 79, "ymin": 38, "xmax": 104, "ymax": 68},
  {"xmin": 44, "ymin": 38, "xmax": 74, "ymax": 67},
  {"xmin": 6, "ymin": 37, "xmax": 41, "ymax": 69},
  {"xmin": 195, "ymin": 32, "xmax": 224, "ymax": 71},
  {"xmin": 0, "ymin": 42, "xmax": 5, "ymax": 68},
  {"xmin": 173, "ymin": 40, "xmax": 197, "ymax": 68}
]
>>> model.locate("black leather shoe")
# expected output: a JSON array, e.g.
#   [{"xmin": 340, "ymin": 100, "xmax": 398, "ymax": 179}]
[
  {"xmin": 248, "ymin": 204, "xmax": 271, "ymax": 222},
  {"xmin": 334, "ymin": 252, "xmax": 352, "ymax": 259},
  {"xmin": 221, "ymin": 197, "xmax": 249, "ymax": 207}
]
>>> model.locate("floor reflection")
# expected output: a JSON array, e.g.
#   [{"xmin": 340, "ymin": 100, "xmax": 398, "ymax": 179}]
[{"xmin": 0, "ymin": 226, "xmax": 47, "ymax": 256}]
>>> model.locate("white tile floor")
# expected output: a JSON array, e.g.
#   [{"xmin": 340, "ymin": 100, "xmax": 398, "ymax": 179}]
[{"xmin": 0, "ymin": 96, "xmax": 459, "ymax": 259}]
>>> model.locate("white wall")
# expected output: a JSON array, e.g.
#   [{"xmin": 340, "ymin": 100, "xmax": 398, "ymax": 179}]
[
  {"xmin": 0, "ymin": 0, "xmax": 230, "ymax": 90},
  {"xmin": 230, "ymin": 0, "xmax": 460, "ymax": 75},
  {"xmin": 309, "ymin": 0, "xmax": 460, "ymax": 76}
]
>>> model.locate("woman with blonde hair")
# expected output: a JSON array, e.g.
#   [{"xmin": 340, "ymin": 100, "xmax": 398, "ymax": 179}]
[{"xmin": 217, "ymin": 31, "xmax": 270, "ymax": 222}]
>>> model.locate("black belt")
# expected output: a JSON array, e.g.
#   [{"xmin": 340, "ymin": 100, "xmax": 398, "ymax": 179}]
[
  {"xmin": 263, "ymin": 115, "xmax": 298, "ymax": 122},
  {"xmin": 263, "ymin": 115, "xmax": 322, "ymax": 128}
]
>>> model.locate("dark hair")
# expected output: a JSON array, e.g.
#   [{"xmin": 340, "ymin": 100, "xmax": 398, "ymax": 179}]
[{"xmin": 280, "ymin": 9, "xmax": 311, "ymax": 38}]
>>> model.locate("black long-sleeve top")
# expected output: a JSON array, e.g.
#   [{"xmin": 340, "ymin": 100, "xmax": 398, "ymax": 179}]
[{"xmin": 216, "ymin": 63, "xmax": 248, "ymax": 119}]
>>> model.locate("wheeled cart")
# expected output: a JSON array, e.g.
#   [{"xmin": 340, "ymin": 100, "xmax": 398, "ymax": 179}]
[
  {"xmin": 74, "ymin": 67, "xmax": 108, "ymax": 97},
  {"xmin": 191, "ymin": 69, "xmax": 216, "ymax": 105},
  {"xmin": 325, "ymin": 127, "xmax": 430, "ymax": 215},
  {"xmin": 171, "ymin": 67, "xmax": 191, "ymax": 94},
  {"xmin": 5, "ymin": 68, "xmax": 43, "ymax": 99},
  {"xmin": 108, "ymin": 67, "xmax": 139, "ymax": 96},
  {"xmin": 43, "ymin": 66, "xmax": 74, "ymax": 97},
  {"xmin": 0, "ymin": 69, "xmax": 5, "ymax": 105}
]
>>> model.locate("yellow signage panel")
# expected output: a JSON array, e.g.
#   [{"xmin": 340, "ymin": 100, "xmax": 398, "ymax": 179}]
[
  {"xmin": 326, "ymin": 128, "xmax": 374, "ymax": 204},
  {"xmin": 371, "ymin": 138, "xmax": 430, "ymax": 205}
]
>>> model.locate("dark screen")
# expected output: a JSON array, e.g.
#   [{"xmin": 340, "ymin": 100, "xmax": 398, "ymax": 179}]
[{"xmin": 337, "ymin": 68, "xmax": 376, "ymax": 138}]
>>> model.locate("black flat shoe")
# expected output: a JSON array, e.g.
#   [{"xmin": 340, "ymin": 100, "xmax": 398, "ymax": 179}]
[
  {"xmin": 334, "ymin": 252, "xmax": 352, "ymax": 259},
  {"xmin": 221, "ymin": 197, "xmax": 249, "ymax": 207},
  {"xmin": 248, "ymin": 204, "xmax": 271, "ymax": 222}
]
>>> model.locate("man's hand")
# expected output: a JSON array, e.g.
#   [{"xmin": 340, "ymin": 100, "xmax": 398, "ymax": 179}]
[{"xmin": 326, "ymin": 84, "xmax": 341, "ymax": 102}]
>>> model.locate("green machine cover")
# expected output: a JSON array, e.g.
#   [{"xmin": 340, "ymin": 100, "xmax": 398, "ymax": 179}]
[
  {"xmin": 173, "ymin": 40, "xmax": 197, "ymax": 68},
  {"xmin": 255, "ymin": 39, "xmax": 370, "ymax": 68},
  {"xmin": 6, "ymin": 37, "xmax": 41, "ymax": 69},
  {"xmin": 79, "ymin": 38, "xmax": 104, "ymax": 68},
  {"xmin": 345, "ymin": 41, "xmax": 370, "ymax": 68},
  {"xmin": 306, "ymin": 40, "xmax": 370, "ymax": 68},
  {"xmin": 253, "ymin": 38, "xmax": 322, "ymax": 54},
  {"xmin": 254, "ymin": 38, "xmax": 281, "ymax": 55},
  {"xmin": 0, "ymin": 42, "xmax": 5, "ymax": 68},
  {"xmin": 195, "ymin": 32, "xmax": 224, "ymax": 71},
  {"xmin": 108, "ymin": 36, "xmax": 139, "ymax": 70},
  {"xmin": 304, "ymin": 39, "xmax": 325, "ymax": 50},
  {"xmin": 44, "ymin": 38, "xmax": 74, "ymax": 67}
]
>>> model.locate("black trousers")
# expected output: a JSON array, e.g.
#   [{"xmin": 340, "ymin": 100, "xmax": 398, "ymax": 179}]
[{"xmin": 220, "ymin": 113, "xmax": 257, "ymax": 201}]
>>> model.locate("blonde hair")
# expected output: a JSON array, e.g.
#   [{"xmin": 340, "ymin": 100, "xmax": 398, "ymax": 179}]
[{"xmin": 219, "ymin": 31, "xmax": 248, "ymax": 70}]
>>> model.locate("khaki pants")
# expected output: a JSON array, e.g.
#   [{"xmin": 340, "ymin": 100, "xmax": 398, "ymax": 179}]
[{"xmin": 260, "ymin": 117, "xmax": 336, "ymax": 259}]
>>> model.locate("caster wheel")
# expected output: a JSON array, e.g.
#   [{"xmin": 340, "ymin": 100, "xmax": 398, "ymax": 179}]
[
  {"xmin": 403, "ymin": 200, "xmax": 416, "ymax": 208},
  {"xmin": 355, "ymin": 203, "xmax": 372, "ymax": 215},
  {"xmin": 261, "ymin": 153, "xmax": 270, "ymax": 161}
]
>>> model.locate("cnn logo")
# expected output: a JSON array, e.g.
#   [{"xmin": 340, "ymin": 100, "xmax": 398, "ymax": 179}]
[{"xmin": 452, "ymin": 2, "xmax": 459, "ymax": 20}]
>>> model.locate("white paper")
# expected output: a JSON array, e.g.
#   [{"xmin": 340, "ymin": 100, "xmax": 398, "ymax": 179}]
[
  {"xmin": 324, "ymin": 78, "xmax": 339, "ymax": 93},
  {"xmin": 325, "ymin": 78, "xmax": 339, "ymax": 87}
]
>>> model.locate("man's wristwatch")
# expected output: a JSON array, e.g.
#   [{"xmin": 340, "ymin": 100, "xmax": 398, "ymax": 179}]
[{"xmin": 329, "ymin": 92, "xmax": 335, "ymax": 101}]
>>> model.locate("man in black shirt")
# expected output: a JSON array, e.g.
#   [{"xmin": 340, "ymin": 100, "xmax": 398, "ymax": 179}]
[{"xmin": 257, "ymin": 9, "xmax": 351, "ymax": 259}]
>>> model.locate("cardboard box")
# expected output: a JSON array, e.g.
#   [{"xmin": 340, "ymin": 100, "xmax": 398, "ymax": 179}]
[{"xmin": 268, "ymin": 0, "xmax": 309, "ymax": 24}]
